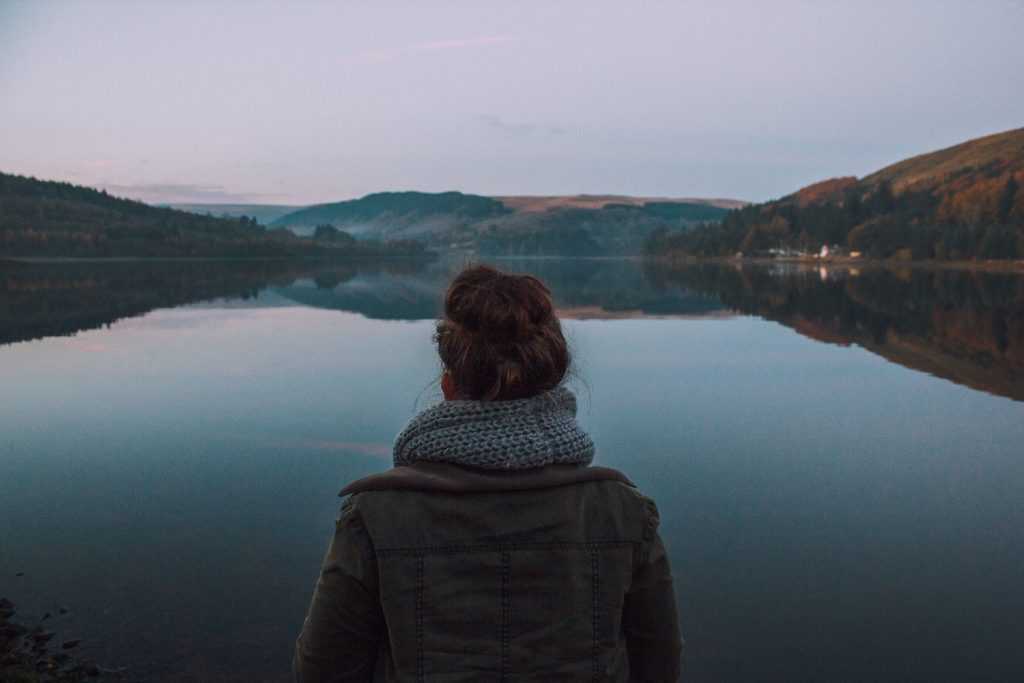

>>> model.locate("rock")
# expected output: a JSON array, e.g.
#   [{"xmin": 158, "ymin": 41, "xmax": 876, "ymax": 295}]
[
  {"xmin": 29, "ymin": 630, "xmax": 54, "ymax": 644},
  {"xmin": 1, "ymin": 622, "xmax": 27, "ymax": 638}
]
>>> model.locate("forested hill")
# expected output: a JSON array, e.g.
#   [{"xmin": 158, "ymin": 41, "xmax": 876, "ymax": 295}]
[
  {"xmin": 648, "ymin": 127, "xmax": 1024, "ymax": 260},
  {"xmin": 271, "ymin": 191, "xmax": 511, "ymax": 237},
  {"xmin": 272, "ymin": 190, "xmax": 732, "ymax": 255},
  {"xmin": 0, "ymin": 173, "xmax": 428, "ymax": 259}
]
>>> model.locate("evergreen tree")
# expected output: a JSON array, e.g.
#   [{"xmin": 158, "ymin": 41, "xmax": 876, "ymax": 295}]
[
  {"xmin": 998, "ymin": 175, "xmax": 1018, "ymax": 224},
  {"xmin": 869, "ymin": 181, "xmax": 895, "ymax": 214},
  {"xmin": 845, "ymin": 189, "xmax": 863, "ymax": 224}
]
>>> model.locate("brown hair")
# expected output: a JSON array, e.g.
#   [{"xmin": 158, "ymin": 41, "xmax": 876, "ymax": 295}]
[{"xmin": 435, "ymin": 264, "xmax": 570, "ymax": 401}]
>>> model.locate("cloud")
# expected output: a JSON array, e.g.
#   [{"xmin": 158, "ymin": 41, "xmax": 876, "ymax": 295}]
[
  {"xmin": 100, "ymin": 182, "xmax": 283, "ymax": 205},
  {"xmin": 478, "ymin": 114, "xmax": 567, "ymax": 138}
]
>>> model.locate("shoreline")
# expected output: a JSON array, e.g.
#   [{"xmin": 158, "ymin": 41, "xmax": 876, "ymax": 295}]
[
  {"xmin": 649, "ymin": 255, "xmax": 1024, "ymax": 273},
  {"xmin": 4, "ymin": 253, "xmax": 1024, "ymax": 273}
]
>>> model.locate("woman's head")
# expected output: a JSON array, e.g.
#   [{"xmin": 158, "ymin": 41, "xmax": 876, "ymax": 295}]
[{"xmin": 435, "ymin": 264, "xmax": 569, "ymax": 401}]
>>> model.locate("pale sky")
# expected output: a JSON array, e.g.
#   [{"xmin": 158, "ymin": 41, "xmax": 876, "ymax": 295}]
[{"xmin": 1, "ymin": 0, "xmax": 1022, "ymax": 205}]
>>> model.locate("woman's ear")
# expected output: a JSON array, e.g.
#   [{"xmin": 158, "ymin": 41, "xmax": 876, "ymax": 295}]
[{"xmin": 441, "ymin": 371, "xmax": 457, "ymax": 401}]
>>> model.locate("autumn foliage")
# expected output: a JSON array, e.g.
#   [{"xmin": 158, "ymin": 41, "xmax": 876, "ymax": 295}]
[{"xmin": 647, "ymin": 128, "xmax": 1024, "ymax": 261}]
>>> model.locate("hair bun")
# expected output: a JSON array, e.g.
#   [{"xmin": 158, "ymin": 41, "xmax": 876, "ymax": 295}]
[
  {"xmin": 436, "ymin": 264, "xmax": 569, "ymax": 401},
  {"xmin": 445, "ymin": 268, "xmax": 553, "ymax": 344}
]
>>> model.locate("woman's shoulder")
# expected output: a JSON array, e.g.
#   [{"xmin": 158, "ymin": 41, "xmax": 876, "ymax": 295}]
[
  {"xmin": 339, "ymin": 461, "xmax": 634, "ymax": 497},
  {"xmin": 340, "ymin": 462, "xmax": 659, "ymax": 548}
]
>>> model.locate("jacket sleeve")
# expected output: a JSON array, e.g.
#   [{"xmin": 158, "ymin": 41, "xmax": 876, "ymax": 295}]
[
  {"xmin": 623, "ymin": 499, "xmax": 683, "ymax": 682},
  {"xmin": 294, "ymin": 497, "xmax": 384, "ymax": 683}
]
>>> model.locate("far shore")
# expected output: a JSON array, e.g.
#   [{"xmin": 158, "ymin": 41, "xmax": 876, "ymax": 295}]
[
  {"xmin": 651, "ymin": 254, "xmax": 1024, "ymax": 273},
  {"xmin": 4, "ymin": 253, "xmax": 1024, "ymax": 274}
]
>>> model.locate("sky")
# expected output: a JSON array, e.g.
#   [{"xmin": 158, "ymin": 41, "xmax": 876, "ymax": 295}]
[{"xmin": 1, "ymin": 0, "xmax": 1022, "ymax": 205}]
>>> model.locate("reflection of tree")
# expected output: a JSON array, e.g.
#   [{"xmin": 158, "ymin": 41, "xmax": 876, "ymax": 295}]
[
  {"xmin": 0, "ymin": 261, "xmax": 420, "ymax": 347},
  {"xmin": 647, "ymin": 262, "xmax": 1024, "ymax": 401},
  {"xmin": 2, "ymin": 259, "xmax": 733, "ymax": 349},
  {"xmin": 313, "ymin": 270, "xmax": 357, "ymax": 290},
  {"xmin": 274, "ymin": 258, "xmax": 729, "ymax": 321}
]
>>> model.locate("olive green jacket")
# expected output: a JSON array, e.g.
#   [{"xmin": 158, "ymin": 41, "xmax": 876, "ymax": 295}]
[{"xmin": 294, "ymin": 462, "xmax": 682, "ymax": 682}]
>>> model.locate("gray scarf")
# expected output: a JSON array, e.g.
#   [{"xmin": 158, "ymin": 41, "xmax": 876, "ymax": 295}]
[{"xmin": 393, "ymin": 386, "xmax": 595, "ymax": 470}]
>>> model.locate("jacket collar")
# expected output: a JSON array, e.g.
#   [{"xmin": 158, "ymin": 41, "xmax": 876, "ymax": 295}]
[{"xmin": 340, "ymin": 461, "xmax": 633, "ymax": 497}]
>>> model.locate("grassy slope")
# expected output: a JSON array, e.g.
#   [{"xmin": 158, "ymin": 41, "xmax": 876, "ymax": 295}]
[{"xmin": 861, "ymin": 127, "xmax": 1024, "ymax": 193}]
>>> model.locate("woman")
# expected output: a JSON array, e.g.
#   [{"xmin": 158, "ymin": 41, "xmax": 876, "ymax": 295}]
[{"xmin": 295, "ymin": 264, "xmax": 682, "ymax": 682}]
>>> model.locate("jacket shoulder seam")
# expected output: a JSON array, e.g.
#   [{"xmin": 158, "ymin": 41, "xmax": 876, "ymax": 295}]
[{"xmin": 376, "ymin": 540, "xmax": 639, "ymax": 557}]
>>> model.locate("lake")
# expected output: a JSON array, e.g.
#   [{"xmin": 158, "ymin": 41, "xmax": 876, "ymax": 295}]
[{"xmin": 2, "ymin": 257, "xmax": 1023, "ymax": 682}]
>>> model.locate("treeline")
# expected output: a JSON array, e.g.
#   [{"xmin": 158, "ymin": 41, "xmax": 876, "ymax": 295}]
[
  {"xmin": 0, "ymin": 172, "xmax": 430, "ymax": 260},
  {"xmin": 271, "ymin": 190, "xmax": 512, "ymax": 235},
  {"xmin": 0, "ymin": 259, "xmax": 431, "ymax": 347},
  {"xmin": 472, "ymin": 202, "xmax": 729, "ymax": 256},
  {"xmin": 647, "ymin": 170, "xmax": 1024, "ymax": 260}
]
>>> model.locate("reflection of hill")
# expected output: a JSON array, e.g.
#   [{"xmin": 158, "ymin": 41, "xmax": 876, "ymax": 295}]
[
  {"xmin": 273, "ymin": 259, "xmax": 728, "ymax": 321},
  {"xmin": 1, "ymin": 259, "xmax": 727, "ymax": 347},
  {"xmin": 0, "ymin": 261, "xmax": 302, "ymax": 346},
  {"xmin": 7, "ymin": 258, "xmax": 1022, "ymax": 401},
  {"xmin": 649, "ymin": 263, "xmax": 1024, "ymax": 401},
  {"xmin": 274, "ymin": 271, "xmax": 443, "ymax": 320},
  {"xmin": 0, "ymin": 260, "xmax": 422, "ymax": 347}
]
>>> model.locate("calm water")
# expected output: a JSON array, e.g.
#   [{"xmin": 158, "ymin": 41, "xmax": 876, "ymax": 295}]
[{"xmin": 2, "ymin": 258, "xmax": 1024, "ymax": 682}]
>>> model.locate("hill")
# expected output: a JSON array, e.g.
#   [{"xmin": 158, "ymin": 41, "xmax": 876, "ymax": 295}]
[
  {"xmin": 862, "ymin": 128, "xmax": 1024, "ymax": 195},
  {"xmin": 271, "ymin": 191, "xmax": 510, "ymax": 238},
  {"xmin": 0, "ymin": 172, "xmax": 428, "ymax": 260},
  {"xmin": 166, "ymin": 203, "xmax": 304, "ymax": 225},
  {"xmin": 648, "ymin": 127, "xmax": 1024, "ymax": 261},
  {"xmin": 272, "ymin": 190, "xmax": 736, "ymax": 255},
  {"xmin": 469, "ymin": 201, "xmax": 731, "ymax": 256}
]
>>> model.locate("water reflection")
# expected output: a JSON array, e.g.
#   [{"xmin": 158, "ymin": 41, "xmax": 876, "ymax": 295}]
[
  {"xmin": 4, "ymin": 259, "xmax": 1023, "ymax": 401},
  {"xmin": 274, "ymin": 258, "xmax": 727, "ymax": 320},
  {"xmin": 646, "ymin": 262, "xmax": 1024, "ymax": 402}
]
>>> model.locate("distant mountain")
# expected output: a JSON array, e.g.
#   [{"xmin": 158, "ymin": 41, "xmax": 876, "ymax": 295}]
[
  {"xmin": 271, "ymin": 191, "xmax": 510, "ymax": 237},
  {"xmin": 0, "ymin": 172, "xmax": 429, "ymax": 260},
  {"xmin": 648, "ymin": 128, "xmax": 1024, "ymax": 261},
  {"xmin": 271, "ymin": 190, "xmax": 737, "ymax": 255},
  {"xmin": 470, "ymin": 201, "xmax": 731, "ymax": 256},
  {"xmin": 166, "ymin": 203, "xmax": 304, "ymax": 225}
]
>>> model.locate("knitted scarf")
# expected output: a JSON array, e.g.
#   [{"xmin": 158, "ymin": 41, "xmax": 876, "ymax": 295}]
[{"xmin": 393, "ymin": 386, "xmax": 595, "ymax": 470}]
